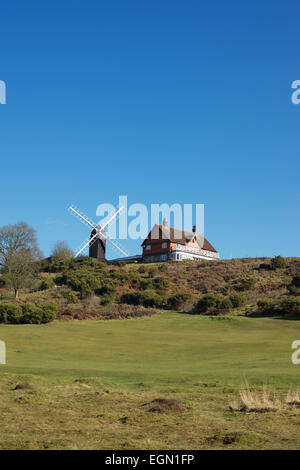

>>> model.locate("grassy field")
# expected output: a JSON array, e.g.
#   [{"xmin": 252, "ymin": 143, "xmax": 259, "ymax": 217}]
[{"xmin": 1, "ymin": 312, "xmax": 300, "ymax": 449}]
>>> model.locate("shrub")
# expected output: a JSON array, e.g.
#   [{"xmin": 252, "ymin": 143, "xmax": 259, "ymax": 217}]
[
  {"xmin": 109, "ymin": 269, "xmax": 128, "ymax": 284},
  {"xmin": 96, "ymin": 284, "xmax": 116, "ymax": 296},
  {"xmin": 257, "ymin": 299, "xmax": 277, "ymax": 315},
  {"xmin": 0, "ymin": 302, "xmax": 58, "ymax": 324},
  {"xmin": 139, "ymin": 278, "xmax": 153, "ymax": 290},
  {"xmin": 288, "ymin": 285, "xmax": 300, "ymax": 295},
  {"xmin": 279, "ymin": 297, "xmax": 300, "ymax": 316},
  {"xmin": 167, "ymin": 292, "xmax": 191, "ymax": 310},
  {"xmin": 270, "ymin": 256, "xmax": 287, "ymax": 270},
  {"xmin": 229, "ymin": 293, "xmax": 247, "ymax": 308},
  {"xmin": 258, "ymin": 263, "xmax": 271, "ymax": 271},
  {"xmin": 0, "ymin": 305, "xmax": 7, "ymax": 323},
  {"xmin": 79, "ymin": 284, "xmax": 95, "ymax": 299},
  {"xmin": 128, "ymin": 272, "xmax": 141, "ymax": 287},
  {"xmin": 39, "ymin": 278, "xmax": 55, "ymax": 290},
  {"xmin": 120, "ymin": 292, "xmax": 142, "ymax": 306},
  {"xmin": 0, "ymin": 304, "xmax": 23, "ymax": 324},
  {"xmin": 121, "ymin": 290, "xmax": 167, "ymax": 309},
  {"xmin": 100, "ymin": 294, "xmax": 114, "ymax": 306},
  {"xmin": 235, "ymin": 278, "xmax": 256, "ymax": 291},
  {"xmin": 291, "ymin": 275, "xmax": 300, "ymax": 288},
  {"xmin": 48, "ymin": 259, "xmax": 71, "ymax": 273},
  {"xmin": 21, "ymin": 303, "xmax": 44, "ymax": 324},
  {"xmin": 55, "ymin": 258, "xmax": 107, "ymax": 298},
  {"xmin": 148, "ymin": 267, "xmax": 159, "ymax": 277},
  {"xmin": 0, "ymin": 277, "xmax": 5, "ymax": 288},
  {"xmin": 41, "ymin": 301, "xmax": 59, "ymax": 323},
  {"xmin": 217, "ymin": 297, "xmax": 233, "ymax": 311},
  {"xmin": 61, "ymin": 290, "xmax": 79, "ymax": 304},
  {"xmin": 195, "ymin": 294, "xmax": 233, "ymax": 315},
  {"xmin": 152, "ymin": 277, "xmax": 169, "ymax": 289},
  {"xmin": 158, "ymin": 264, "xmax": 168, "ymax": 273},
  {"xmin": 96, "ymin": 284, "xmax": 117, "ymax": 304},
  {"xmin": 195, "ymin": 294, "xmax": 217, "ymax": 313},
  {"xmin": 140, "ymin": 290, "xmax": 167, "ymax": 308}
]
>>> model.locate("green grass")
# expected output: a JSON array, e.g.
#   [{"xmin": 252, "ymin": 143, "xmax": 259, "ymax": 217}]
[{"xmin": 1, "ymin": 312, "xmax": 300, "ymax": 449}]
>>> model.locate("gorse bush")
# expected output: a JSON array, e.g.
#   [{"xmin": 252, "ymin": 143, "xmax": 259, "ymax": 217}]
[
  {"xmin": 0, "ymin": 304, "xmax": 23, "ymax": 324},
  {"xmin": 195, "ymin": 293, "xmax": 246, "ymax": 315},
  {"xmin": 292, "ymin": 275, "xmax": 300, "ymax": 288},
  {"xmin": 256, "ymin": 297, "xmax": 300, "ymax": 316},
  {"xmin": 48, "ymin": 258, "xmax": 72, "ymax": 273},
  {"xmin": 22, "ymin": 303, "xmax": 46, "ymax": 324},
  {"xmin": 229, "ymin": 293, "xmax": 247, "ymax": 308},
  {"xmin": 234, "ymin": 278, "xmax": 256, "ymax": 291},
  {"xmin": 196, "ymin": 294, "xmax": 217, "ymax": 313},
  {"xmin": 257, "ymin": 299, "xmax": 277, "ymax": 315},
  {"xmin": 139, "ymin": 278, "xmax": 153, "ymax": 290},
  {"xmin": 0, "ymin": 301, "xmax": 58, "ymax": 324},
  {"xmin": 22, "ymin": 301, "xmax": 59, "ymax": 324},
  {"xmin": 55, "ymin": 259, "xmax": 107, "ymax": 298},
  {"xmin": 270, "ymin": 256, "xmax": 287, "ymax": 270},
  {"xmin": 152, "ymin": 277, "xmax": 170, "ymax": 290},
  {"xmin": 121, "ymin": 290, "xmax": 167, "ymax": 309},
  {"xmin": 288, "ymin": 274, "xmax": 300, "ymax": 296},
  {"xmin": 40, "ymin": 301, "xmax": 59, "ymax": 323},
  {"xmin": 39, "ymin": 278, "xmax": 55, "ymax": 290},
  {"xmin": 279, "ymin": 297, "xmax": 300, "ymax": 315},
  {"xmin": 60, "ymin": 290, "xmax": 79, "ymax": 304},
  {"xmin": 167, "ymin": 292, "xmax": 192, "ymax": 310}
]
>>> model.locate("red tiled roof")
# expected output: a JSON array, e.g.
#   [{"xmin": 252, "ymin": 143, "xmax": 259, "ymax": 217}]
[{"xmin": 141, "ymin": 224, "xmax": 217, "ymax": 253}]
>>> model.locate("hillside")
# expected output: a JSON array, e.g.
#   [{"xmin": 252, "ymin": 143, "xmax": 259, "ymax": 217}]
[
  {"xmin": 1, "ymin": 257, "xmax": 300, "ymax": 449},
  {"xmin": 1, "ymin": 256, "xmax": 300, "ymax": 322}
]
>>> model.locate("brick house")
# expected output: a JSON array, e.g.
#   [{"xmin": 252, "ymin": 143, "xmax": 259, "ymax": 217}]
[{"xmin": 141, "ymin": 219, "xmax": 219, "ymax": 262}]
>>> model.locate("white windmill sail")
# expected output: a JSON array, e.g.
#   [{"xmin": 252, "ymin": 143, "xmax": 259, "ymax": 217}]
[{"xmin": 68, "ymin": 204, "xmax": 129, "ymax": 258}]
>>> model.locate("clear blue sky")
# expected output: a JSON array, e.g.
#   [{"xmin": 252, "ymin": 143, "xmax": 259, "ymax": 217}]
[{"xmin": 0, "ymin": 0, "xmax": 299, "ymax": 259}]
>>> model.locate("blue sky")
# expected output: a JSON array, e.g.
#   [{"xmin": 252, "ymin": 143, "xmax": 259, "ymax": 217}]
[{"xmin": 0, "ymin": 0, "xmax": 299, "ymax": 259}]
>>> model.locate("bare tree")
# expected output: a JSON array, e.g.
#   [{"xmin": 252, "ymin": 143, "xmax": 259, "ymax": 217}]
[
  {"xmin": 0, "ymin": 222, "xmax": 42, "ymax": 298},
  {"xmin": 4, "ymin": 249, "xmax": 37, "ymax": 298},
  {"xmin": 51, "ymin": 241, "xmax": 74, "ymax": 260},
  {"xmin": 0, "ymin": 222, "xmax": 42, "ymax": 266}
]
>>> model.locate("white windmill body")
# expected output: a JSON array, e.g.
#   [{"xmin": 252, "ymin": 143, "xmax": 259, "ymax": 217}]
[{"xmin": 68, "ymin": 205, "xmax": 129, "ymax": 260}]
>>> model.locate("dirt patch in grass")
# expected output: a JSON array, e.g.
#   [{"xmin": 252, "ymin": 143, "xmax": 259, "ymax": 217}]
[
  {"xmin": 143, "ymin": 398, "xmax": 184, "ymax": 412},
  {"xmin": 13, "ymin": 383, "xmax": 33, "ymax": 391},
  {"xmin": 209, "ymin": 430, "xmax": 265, "ymax": 446}
]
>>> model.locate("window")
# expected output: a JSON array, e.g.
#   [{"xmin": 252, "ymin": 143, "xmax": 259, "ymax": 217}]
[
  {"xmin": 146, "ymin": 245, "xmax": 151, "ymax": 251},
  {"xmin": 160, "ymin": 254, "xmax": 167, "ymax": 261},
  {"xmin": 162, "ymin": 242, "xmax": 167, "ymax": 249}
]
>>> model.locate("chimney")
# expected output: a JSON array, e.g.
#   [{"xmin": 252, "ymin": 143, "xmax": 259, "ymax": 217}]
[
  {"xmin": 192, "ymin": 225, "xmax": 197, "ymax": 233},
  {"xmin": 163, "ymin": 218, "xmax": 168, "ymax": 227}
]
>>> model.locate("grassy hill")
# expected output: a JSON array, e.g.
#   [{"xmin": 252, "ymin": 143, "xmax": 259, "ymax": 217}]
[{"xmin": 0, "ymin": 256, "xmax": 300, "ymax": 449}]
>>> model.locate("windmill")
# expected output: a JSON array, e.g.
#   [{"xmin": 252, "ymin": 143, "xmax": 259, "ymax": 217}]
[{"xmin": 68, "ymin": 205, "xmax": 129, "ymax": 260}]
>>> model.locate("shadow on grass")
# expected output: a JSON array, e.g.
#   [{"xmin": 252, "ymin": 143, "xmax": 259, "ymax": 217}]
[{"xmin": 246, "ymin": 312, "xmax": 300, "ymax": 321}]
